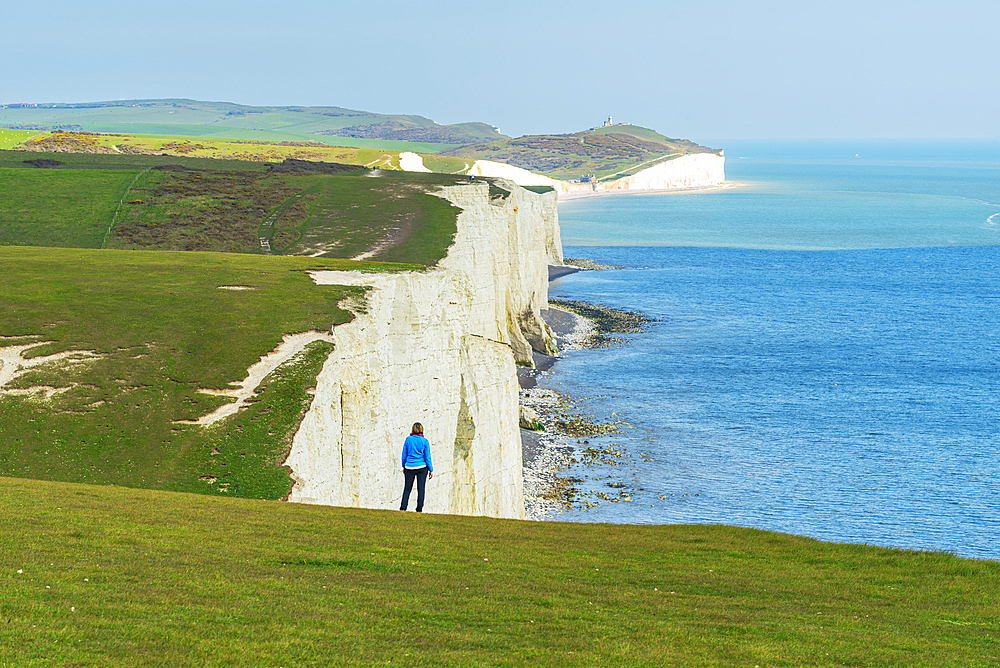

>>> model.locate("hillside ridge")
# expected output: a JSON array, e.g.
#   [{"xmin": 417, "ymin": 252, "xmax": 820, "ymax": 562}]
[
  {"xmin": 447, "ymin": 124, "xmax": 722, "ymax": 181},
  {"xmin": 2, "ymin": 100, "xmax": 722, "ymax": 185},
  {"xmin": 0, "ymin": 98, "xmax": 506, "ymax": 149}
]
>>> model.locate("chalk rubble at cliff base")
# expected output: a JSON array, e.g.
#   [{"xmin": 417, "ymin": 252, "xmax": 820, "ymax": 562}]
[
  {"xmin": 518, "ymin": 299, "xmax": 668, "ymax": 520},
  {"xmin": 517, "ymin": 306, "xmax": 597, "ymax": 520}
]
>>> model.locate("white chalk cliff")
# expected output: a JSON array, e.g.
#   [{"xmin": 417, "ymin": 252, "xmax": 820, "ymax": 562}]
[
  {"xmin": 600, "ymin": 152, "xmax": 724, "ymax": 191},
  {"xmin": 467, "ymin": 152, "xmax": 725, "ymax": 197},
  {"xmin": 284, "ymin": 180, "xmax": 561, "ymax": 519}
]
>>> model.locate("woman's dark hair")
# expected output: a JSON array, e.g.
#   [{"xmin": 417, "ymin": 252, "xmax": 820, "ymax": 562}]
[{"xmin": 411, "ymin": 422, "xmax": 424, "ymax": 435}]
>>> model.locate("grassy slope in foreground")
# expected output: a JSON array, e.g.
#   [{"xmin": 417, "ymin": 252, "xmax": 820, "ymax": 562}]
[
  {"xmin": 2, "ymin": 476, "xmax": 998, "ymax": 667},
  {"xmin": 445, "ymin": 124, "xmax": 723, "ymax": 181}
]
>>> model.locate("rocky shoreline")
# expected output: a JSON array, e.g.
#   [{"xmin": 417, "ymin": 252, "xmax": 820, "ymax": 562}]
[
  {"xmin": 518, "ymin": 304, "xmax": 592, "ymax": 519},
  {"xmin": 519, "ymin": 269, "xmax": 657, "ymax": 520}
]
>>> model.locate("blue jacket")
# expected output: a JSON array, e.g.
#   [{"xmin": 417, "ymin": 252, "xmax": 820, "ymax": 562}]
[{"xmin": 401, "ymin": 434, "xmax": 433, "ymax": 471}]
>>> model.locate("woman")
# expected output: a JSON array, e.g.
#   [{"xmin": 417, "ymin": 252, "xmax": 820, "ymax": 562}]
[{"xmin": 400, "ymin": 422, "xmax": 433, "ymax": 512}]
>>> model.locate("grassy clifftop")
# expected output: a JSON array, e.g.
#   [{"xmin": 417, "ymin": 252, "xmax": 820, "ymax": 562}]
[
  {"xmin": 0, "ymin": 246, "xmax": 393, "ymax": 499},
  {"xmin": 0, "ymin": 150, "xmax": 466, "ymax": 263},
  {"xmin": 0, "ymin": 151, "xmax": 472, "ymax": 500},
  {"xmin": 444, "ymin": 124, "xmax": 723, "ymax": 181},
  {"xmin": 6, "ymin": 130, "xmax": 472, "ymax": 172}
]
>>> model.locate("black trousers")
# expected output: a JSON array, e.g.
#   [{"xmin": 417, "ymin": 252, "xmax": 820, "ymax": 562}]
[{"xmin": 400, "ymin": 467, "xmax": 429, "ymax": 512}]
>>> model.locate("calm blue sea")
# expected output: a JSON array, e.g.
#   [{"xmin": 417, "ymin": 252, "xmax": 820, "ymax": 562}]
[{"xmin": 546, "ymin": 140, "xmax": 1000, "ymax": 561}]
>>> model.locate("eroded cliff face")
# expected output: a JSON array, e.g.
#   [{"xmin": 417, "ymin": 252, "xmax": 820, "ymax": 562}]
[{"xmin": 284, "ymin": 181, "xmax": 560, "ymax": 519}]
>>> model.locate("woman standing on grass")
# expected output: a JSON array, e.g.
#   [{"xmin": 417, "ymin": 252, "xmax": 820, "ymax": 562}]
[{"xmin": 400, "ymin": 422, "xmax": 433, "ymax": 512}]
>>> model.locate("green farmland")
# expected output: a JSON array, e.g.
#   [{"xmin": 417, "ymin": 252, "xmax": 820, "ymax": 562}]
[
  {"xmin": 0, "ymin": 128, "xmax": 44, "ymax": 149},
  {"xmin": 0, "ymin": 98, "xmax": 504, "ymax": 151}
]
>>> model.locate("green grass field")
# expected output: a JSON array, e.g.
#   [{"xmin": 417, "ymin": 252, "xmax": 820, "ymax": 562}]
[
  {"xmin": 278, "ymin": 171, "xmax": 467, "ymax": 264},
  {"xmin": 2, "ymin": 476, "xmax": 997, "ymax": 667},
  {"xmin": 0, "ymin": 168, "xmax": 137, "ymax": 248},
  {"xmin": 0, "ymin": 128, "xmax": 44, "ymax": 149},
  {"xmin": 1, "ymin": 151, "xmax": 467, "ymax": 265},
  {"xmin": 1, "ymin": 150, "xmax": 284, "ymax": 254}
]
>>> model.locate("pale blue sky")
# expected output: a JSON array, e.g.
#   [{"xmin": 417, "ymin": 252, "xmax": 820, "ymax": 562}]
[{"xmin": 2, "ymin": 0, "xmax": 997, "ymax": 141}]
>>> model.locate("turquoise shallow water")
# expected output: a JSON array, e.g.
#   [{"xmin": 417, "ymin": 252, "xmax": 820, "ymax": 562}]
[
  {"xmin": 559, "ymin": 140, "xmax": 1000, "ymax": 250},
  {"xmin": 544, "ymin": 141, "xmax": 1000, "ymax": 561}
]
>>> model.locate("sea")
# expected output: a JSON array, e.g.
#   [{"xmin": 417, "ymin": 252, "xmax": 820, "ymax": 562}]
[{"xmin": 544, "ymin": 140, "xmax": 1000, "ymax": 562}]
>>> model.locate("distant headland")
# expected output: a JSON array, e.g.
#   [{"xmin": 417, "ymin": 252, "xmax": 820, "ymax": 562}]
[{"xmin": 0, "ymin": 100, "xmax": 724, "ymax": 195}]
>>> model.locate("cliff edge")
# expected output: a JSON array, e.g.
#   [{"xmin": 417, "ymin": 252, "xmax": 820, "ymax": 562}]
[{"xmin": 284, "ymin": 180, "xmax": 561, "ymax": 519}]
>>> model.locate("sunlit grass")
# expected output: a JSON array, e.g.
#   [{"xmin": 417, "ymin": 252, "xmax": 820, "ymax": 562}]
[
  {"xmin": 2, "ymin": 476, "xmax": 997, "ymax": 666},
  {"xmin": 1, "ymin": 151, "xmax": 465, "ymax": 264},
  {"xmin": 0, "ymin": 167, "xmax": 137, "ymax": 247},
  {"xmin": 0, "ymin": 128, "xmax": 45, "ymax": 149},
  {"xmin": 8, "ymin": 129, "xmax": 470, "ymax": 171}
]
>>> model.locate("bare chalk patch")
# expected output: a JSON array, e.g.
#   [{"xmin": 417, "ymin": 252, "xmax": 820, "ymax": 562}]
[
  {"xmin": 217, "ymin": 285, "xmax": 255, "ymax": 291},
  {"xmin": 398, "ymin": 151, "xmax": 431, "ymax": 173},
  {"xmin": 309, "ymin": 270, "xmax": 389, "ymax": 287},
  {"xmin": 177, "ymin": 331, "xmax": 335, "ymax": 427},
  {"xmin": 349, "ymin": 248, "xmax": 383, "ymax": 262},
  {"xmin": 1, "ymin": 385, "xmax": 74, "ymax": 400},
  {"xmin": 0, "ymin": 341, "xmax": 101, "ymax": 397}
]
